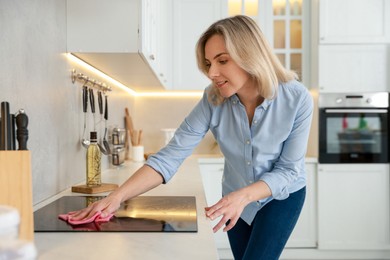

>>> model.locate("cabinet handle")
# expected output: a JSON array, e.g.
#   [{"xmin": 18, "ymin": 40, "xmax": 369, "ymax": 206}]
[{"xmin": 149, "ymin": 54, "xmax": 155, "ymax": 60}]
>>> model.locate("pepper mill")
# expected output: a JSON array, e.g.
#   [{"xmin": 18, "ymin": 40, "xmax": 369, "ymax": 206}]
[{"xmin": 15, "ymin": 109, "xmax": 28, "ymax": 150}]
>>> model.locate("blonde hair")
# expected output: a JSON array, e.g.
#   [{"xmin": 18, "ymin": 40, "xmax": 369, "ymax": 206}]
[{"xmin": 196, "ymin": 15, "xmax": 297, "ymax": 105}]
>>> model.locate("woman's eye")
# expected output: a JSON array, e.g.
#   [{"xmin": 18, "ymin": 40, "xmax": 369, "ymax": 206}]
[{"xmin": 219, "ymin": 60, "xmax": 228, "ymax": 64}]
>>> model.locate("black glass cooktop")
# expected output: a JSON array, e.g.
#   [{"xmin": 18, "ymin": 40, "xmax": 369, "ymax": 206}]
[{"xmin": 34, "ymin": 196, "xmax": 197, "ymax": 232}]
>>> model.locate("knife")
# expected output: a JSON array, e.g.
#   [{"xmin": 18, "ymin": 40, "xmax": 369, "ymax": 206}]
[
  {"xmin": 98, "ymin": 91, "xmax": 103, "ymax": 116},
  {"xmin": 0, "ymin": 101, "xmax": 11, "ymax": 150},
  {"xmin": 10, "ymin": 114, "xmax": 15, "ymax": 150}
]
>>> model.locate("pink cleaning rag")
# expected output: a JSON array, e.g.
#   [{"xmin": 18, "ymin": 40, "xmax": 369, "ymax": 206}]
[{"xmin": 58, "ymin": 211, "xmax": 114, "ymax": 225}]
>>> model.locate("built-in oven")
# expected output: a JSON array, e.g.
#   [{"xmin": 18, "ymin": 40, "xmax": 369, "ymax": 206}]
[{"xmin": 319, "ymin": 92, "xmax": 389, "ymax": 163}]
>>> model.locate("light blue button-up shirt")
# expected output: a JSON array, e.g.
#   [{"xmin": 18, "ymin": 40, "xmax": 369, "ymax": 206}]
[{"xmin": 146, "ymin": 80, "xmax": 313, "ymax": 225}]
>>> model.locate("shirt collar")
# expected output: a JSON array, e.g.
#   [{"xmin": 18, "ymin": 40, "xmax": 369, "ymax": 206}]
[{"xmin": 230, "ymin": 94, "xmax": 273, "ymax": 110}]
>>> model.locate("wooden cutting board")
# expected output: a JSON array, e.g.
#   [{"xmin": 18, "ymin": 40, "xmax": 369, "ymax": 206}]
[{"xmin": 71, "ymin": 183, "xmax": 118, "ymax": 194}]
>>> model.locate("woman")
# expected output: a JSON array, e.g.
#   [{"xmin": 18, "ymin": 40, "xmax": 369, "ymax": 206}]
[{"xmin": 70, "ymin": 15, "xmax": 313, "ymax": 260}]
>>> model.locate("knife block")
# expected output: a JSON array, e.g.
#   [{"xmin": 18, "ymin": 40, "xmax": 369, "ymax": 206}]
[{"xmin": 0, "ymin": 151, "xmax": 34, "ymax": 241}]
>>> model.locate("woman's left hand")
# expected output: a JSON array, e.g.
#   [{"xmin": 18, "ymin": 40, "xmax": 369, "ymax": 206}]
[{"xmin": 205, "ymin": 190, "xmax": 250, "ymax": 233}]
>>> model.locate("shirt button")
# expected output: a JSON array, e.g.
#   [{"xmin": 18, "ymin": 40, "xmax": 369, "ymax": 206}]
[
  {"xmin": 253, "ymin": 120, "xmax": 258, "ymax": 124},
  {"xmin": 246, "ymin": 161, "xmax": 251, "ymax": 165},
  {"xmin": 233, "ymin": 100, "xmax": 237, "ymax": 104},
  {"xmin": 246, "ymin": 140, "xmax": 250, "ymax": 144}
]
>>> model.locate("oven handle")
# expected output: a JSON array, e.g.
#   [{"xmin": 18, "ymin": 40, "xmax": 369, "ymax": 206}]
[{"xmin": 324, "ymin": 109, "xmax": 388, "ymax": 113}]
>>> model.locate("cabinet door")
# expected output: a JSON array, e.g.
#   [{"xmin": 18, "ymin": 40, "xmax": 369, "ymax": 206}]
[
  {"xmin": 140, "ymin": 0, "xmax": 173, "ymax": 88},
  {"xmin": 67, "ymin": 0, "xmax": 139, "ymax": 52},
  {"xmin": 319, "ymin": 45, "xmax": 388, "ymax": 93},
  {"xmin": 319, "ymin": 0, "xmax": 390, "ymax": 44},
  {"xmin": 141, "ymin": 0, "xmax": 158, "ymax": 71},
  {"xmin": 286, "ymin": 162, "xmax": 317, "ymax": 248},
  {"xmin": 172, "ymin": 0, "xmax": 222, "ymax": 90},
  {"xmin": 317, "ymin": 164, "xmax": 390, "ymax": 250},
  {"xmin": 199, "ymin": 162, "xmax": 230, "ymax": 250}
]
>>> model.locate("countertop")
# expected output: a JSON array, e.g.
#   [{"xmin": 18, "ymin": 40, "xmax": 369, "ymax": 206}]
[{"xmin": 33, "ymin": 157, "xmax": 219, "ymax": 260}]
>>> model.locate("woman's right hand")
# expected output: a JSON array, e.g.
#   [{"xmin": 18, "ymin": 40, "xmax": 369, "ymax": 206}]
[{"xmin": 68, "ymin": 193, "xmax": 122, "ymax": 220}]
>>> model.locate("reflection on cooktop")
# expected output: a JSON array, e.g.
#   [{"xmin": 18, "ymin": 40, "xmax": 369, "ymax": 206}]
[{"xmin": 34, "ymin": 196, "xmax": 197, "ymax": 232}]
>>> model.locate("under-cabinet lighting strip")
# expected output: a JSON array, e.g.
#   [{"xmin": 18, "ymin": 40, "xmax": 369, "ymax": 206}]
[
  {"xmin": 67, "ymin": 53, "xmax": 203, "ymax": 98},
  {"xmin": 67, "ymin": 53, "xmax": 137, "ymax": 96}
]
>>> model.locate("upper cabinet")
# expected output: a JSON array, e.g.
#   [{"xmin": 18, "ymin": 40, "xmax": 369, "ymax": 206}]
[
  {"xmin": 171, "ymin": 0, "xmax": 223, "ymax": 91},
  {"xmin": 67, "ymin": 0, "xmax": 312, "ymax": 92},
  {"xmin": 67, "ymin": 0, "xmax": 172, "ymax": 92},
  {"xmin": 319, "ymin": 45, "xmax": 388, "ymax": 93},
  {"xmin": 318, "ymin": 0, "xmax": 390, "ymax": 93},
  {"xmin": 319, "ymin": 0, "xmax": 390, "ymax": 44}
]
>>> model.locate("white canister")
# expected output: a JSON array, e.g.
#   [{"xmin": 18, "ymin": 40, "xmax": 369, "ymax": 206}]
[
  {"xmin": 132, "ymin": 145, "xmax": 145, "ymax": 162},
  {"xmin": 0, "ymin": 205, "xmax": 20, "ymax": 240}
]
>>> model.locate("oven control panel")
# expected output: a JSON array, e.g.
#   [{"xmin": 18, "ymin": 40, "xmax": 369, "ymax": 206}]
[{"xmin": 319, "ymin": 92, "xmax": 389, "ymax": 108}]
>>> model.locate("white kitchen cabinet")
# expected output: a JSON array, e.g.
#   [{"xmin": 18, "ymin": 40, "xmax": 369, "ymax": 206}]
[
  {"xmin": 66, "ymin": 0, "xmax": 172, "ymax": 91},
  {"xmin": 319, "ymin": 0, "xmax": 390, "ymax": 44},
  {"xmin": 141, "ymin": 0, "xmax": 173, "ymax": 87},
  {"xmin": 285, "ymin": 161, "xmax": 317, "ymax": 248},
  {"xmin": 172, "ymin": 0, "xmax": 224, "ymax": 90},
  {"xmin": 198, "ymin": 158, "xmax": 230, "ymax": 257},
  {"xmin": 318, "ymin": 44, "xmax": 389, "ymax": 93},
  {"xmin": 199, "ymin": 158, "xmax": 317, "ymax": 259},
  {"xmin": 317, "ymin": 163, "xmax": 390, "ymax": 250}
]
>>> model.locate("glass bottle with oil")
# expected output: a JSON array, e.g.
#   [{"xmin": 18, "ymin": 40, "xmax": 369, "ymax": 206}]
[{"xmin": 86, "ymin": 131, "xmax": 101, "ymax": 187}]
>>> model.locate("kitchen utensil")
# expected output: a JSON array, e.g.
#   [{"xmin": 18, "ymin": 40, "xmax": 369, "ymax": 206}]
[
  {"xmin": 15, "ymin": 109, "xmax": 28, "ymax": 150},
  {"xmin": 89, "ymin": 88, "xmax": 95, "ymax": 129},
  {"xmin": 96, "ymin": 91, "xmax": 108, "ymax": 155},
  {"xmin": 81, "ymin": 86, "xmax": 89, "ymax": 149},
  {"xmin": 89, "ymin": 88, "xmax": 106, "ymax": 156},
  {"xmin": 125, "ymin": 107, "xmax": 134, "ymax": 135},
  {"xmin": 0, "ymin": 102, "xmax": 12, "ymax": 150},
  {"xmin": 112, "ymin": 147, "xmax": 125, "ymax": 165},
  {"xmin": 102, "ymin": 94, "xmax": 111, "ymax": 154},
  {"xmin": 112, "ymin": 128, "xmax": 126, "ymax": 146}
]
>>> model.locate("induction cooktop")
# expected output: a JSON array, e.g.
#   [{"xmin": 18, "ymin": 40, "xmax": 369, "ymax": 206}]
[{"xmin": 34, "ymin": 196, "xmax": 197, "ymax": 232}]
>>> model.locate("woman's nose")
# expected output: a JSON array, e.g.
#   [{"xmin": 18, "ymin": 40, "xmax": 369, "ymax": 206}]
[{"xmin": 207, "ymin": 64, "xmax": 219, "ymax": 79}]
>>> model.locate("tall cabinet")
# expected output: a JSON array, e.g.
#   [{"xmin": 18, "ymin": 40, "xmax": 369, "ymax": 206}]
[{"xmin": 225, "ymin": 0, "xmax": 311, "ymax": 87}]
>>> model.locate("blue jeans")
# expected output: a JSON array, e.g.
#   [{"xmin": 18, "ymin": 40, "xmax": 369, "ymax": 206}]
[{"xmin": 227, "ymin": 187, "xmax": 306, "ymax": 260}]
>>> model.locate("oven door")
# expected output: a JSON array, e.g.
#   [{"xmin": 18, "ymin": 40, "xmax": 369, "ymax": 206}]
[{"xmin": 319, "ymin": 108, "xmax": 389, "ymax": 163}]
